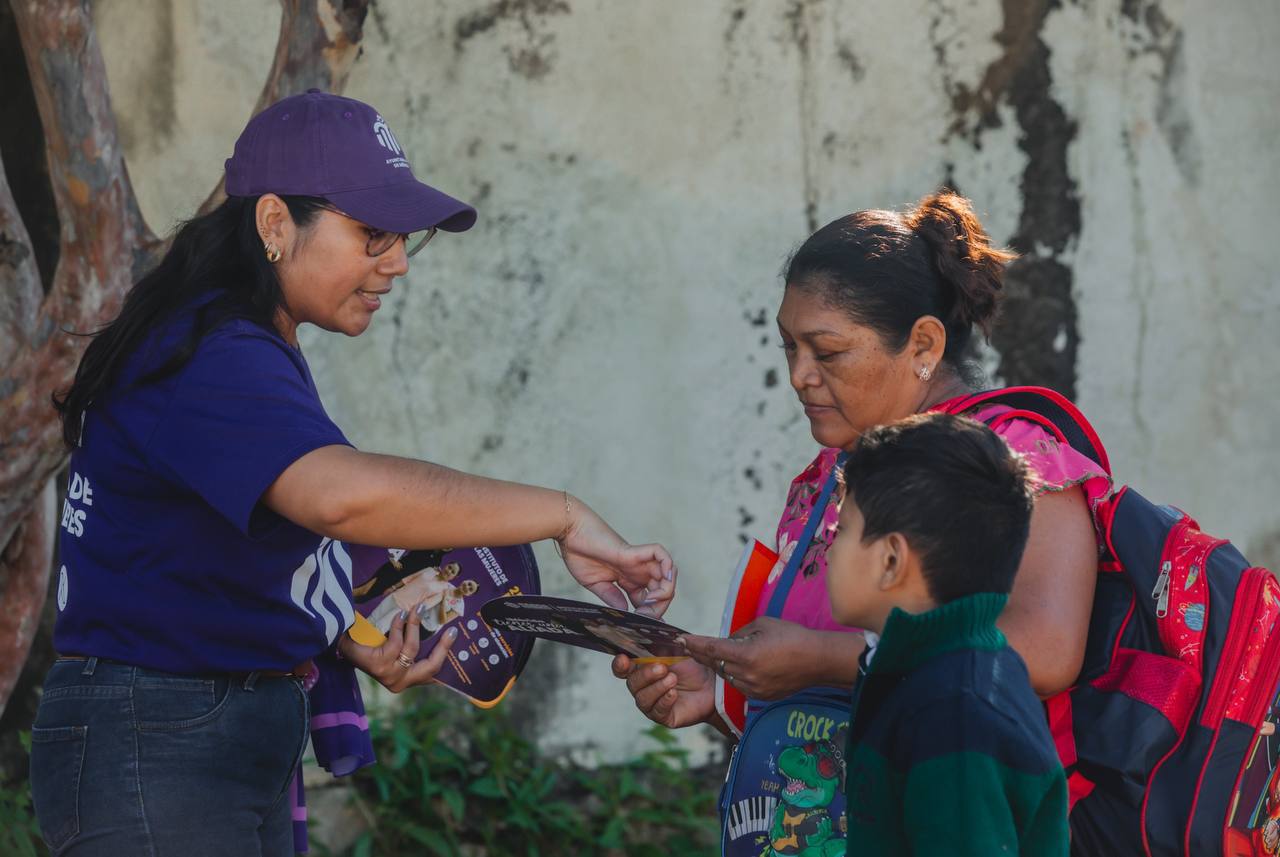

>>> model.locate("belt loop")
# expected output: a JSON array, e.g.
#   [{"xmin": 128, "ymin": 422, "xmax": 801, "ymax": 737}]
[
  {"xmin": 81, "ymin": 656, "xmax": 98, "ymax": 677},
  {"xmin": 243, "ymin": 671, "xmax": 261, "ymax": 692}
]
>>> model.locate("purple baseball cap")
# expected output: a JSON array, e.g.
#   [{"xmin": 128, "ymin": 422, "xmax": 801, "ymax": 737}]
[{"xmin": 224, "ymin": 89, "xmax": 476, "ymax": 234}]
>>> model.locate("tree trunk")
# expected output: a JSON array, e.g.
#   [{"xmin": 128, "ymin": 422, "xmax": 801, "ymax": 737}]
[
  {"xmin": 0, "ymin": 481, "xmax": 55, "ymax": 709},
  {"xmin": 0, "ymin": 0, "xmax": 369, "ymax": 716}
]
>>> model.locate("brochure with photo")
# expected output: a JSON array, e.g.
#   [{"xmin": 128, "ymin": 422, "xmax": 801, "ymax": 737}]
[
  {"xmin": 345, "ymin": 544, "xmax": 540, "ymax": 708},
  {"xmin": 480, "ymin": 594, "xmax": 690, "ymax": 664}
]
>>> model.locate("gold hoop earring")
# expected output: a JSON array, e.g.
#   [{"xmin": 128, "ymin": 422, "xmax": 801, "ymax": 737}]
[{"xmin": 264, "ymin": 243, "xmax": 282, "ymax": 263}]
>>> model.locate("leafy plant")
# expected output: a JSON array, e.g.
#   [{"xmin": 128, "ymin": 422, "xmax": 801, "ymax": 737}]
[
  {"xmin": 0, "ymin": 732, "xmax": 47, "ymax": 857},
  {"xmin": 322, "ymin": 695, "xmax": 722, "ymax": 857}
]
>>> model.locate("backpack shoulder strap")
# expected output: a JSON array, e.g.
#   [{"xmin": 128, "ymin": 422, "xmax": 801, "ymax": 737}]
[{"xmin": 937, "ymin": 386, "xmax": 1112, "ymax": 476}]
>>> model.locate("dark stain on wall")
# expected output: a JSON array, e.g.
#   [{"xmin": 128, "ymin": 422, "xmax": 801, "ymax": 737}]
[
  {"xmin": 1122, "ymin": 0, "xmax": 1200, "ymax": 185},
  {"xmin": 368, "ymin": 1, "xmax": 391, "ymax": 45},
  {"xmin": 783, "ymin": 0, "xmax": 821, "ymax": 234},
  {"xmin": 454, "ymin": 0, "xmax": 570, "ymax": 81},
  {"xmin": 1153, "ymin": 30, "xmax": 1200, "ymax": 185},
  {"xmin": 499, "ymin": 357, "xmax": 532, "ymax": 398},
  {"xmin": 724, "ymin": 3, "xmax": 747, "ymax": 45},
  {"xmin": 836, "ymin": 41, "xmax": 865, "ymax": 82},
  {"xmin": 945, "ymin": 0, "xmax": 1082, "ymax": 398}
]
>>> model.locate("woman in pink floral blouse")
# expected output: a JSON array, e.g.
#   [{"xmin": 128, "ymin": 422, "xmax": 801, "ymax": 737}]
[{"xmin": 613, "ymin": 191, "xmax": 1109, "ymax": 737}]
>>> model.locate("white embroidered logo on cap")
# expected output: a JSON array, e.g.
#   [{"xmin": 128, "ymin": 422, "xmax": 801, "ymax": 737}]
[{"xmin": 372, "ymin": 114, "xmax": 402, "ymax": 155}]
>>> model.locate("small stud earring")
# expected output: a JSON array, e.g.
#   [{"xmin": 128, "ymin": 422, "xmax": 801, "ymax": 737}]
[
  {"xmin": 264, "ymin": 242, "xmax": 282, "ymax": 263},
  {"xmin": 918, "ymin": 365, "xmax": 932, "ymax": 382}
]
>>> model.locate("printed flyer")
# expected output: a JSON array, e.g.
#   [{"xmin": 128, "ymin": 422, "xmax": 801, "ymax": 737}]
[
  {"xmin": 480, "ymin": 594, "xmax": 690, "ymax": 663},
  {"xmin": 346, "ymin": 544, "xmax": 539, "ymax": 707}
]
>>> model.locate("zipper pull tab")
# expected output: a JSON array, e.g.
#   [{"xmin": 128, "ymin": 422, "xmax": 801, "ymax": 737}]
[{"xmin": 1153, "ymin": 561, "xmax": 1172, "ymax": 618}]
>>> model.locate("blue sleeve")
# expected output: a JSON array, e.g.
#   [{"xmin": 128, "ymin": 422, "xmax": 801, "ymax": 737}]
[{"xmin": 147, "ymin": 326, "xmax": 350, "ymax": 536}]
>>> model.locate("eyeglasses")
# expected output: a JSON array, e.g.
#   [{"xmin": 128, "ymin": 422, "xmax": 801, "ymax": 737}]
[{"xmin": 319, "ymin": 205, "xmax": 437, "ymax": 258}]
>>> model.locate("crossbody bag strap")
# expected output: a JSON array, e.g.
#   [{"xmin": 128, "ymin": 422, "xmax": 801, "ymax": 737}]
[{"xmin": 765, "ymin": 452, "xmax": 848, "ymax": 618}]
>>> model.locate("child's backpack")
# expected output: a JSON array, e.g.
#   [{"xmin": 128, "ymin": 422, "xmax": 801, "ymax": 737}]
[
  {"xmin": 717, "ymin": 452, "xmax": 852, "ymax": 857},
  {"xmin": 719, "ymin": 690, "xmax": 850, "ymax": 857},
  {"xmin": 940, "ymin": 387, "xmax": 1280, "ymax": 857}
]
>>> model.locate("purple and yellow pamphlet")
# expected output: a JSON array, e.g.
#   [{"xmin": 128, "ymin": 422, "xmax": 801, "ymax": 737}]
[{"xmin": 346, "ymin": 544, "xmax": 540, "ymax": 708}]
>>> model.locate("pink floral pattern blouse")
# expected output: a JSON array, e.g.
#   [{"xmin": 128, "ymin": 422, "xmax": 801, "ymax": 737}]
[{"xmin": 753, "ymin": 405, "xmax": 1114, "ymax": 632}]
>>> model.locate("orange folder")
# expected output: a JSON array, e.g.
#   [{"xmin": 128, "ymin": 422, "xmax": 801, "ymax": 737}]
[{"xmin": 715, "ymin": 539, "xmax": 780, "ymax": 736}]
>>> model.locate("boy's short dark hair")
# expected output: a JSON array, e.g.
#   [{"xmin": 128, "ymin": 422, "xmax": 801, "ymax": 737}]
[{"xmin": 841, "ymin": 412, "xmax": 1037, "ymax": 603}]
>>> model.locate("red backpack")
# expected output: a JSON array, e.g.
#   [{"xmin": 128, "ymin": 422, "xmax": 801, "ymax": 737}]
[{"xmin": 941, "ymin": 387, "xmax": 1280, "ymax": 857}]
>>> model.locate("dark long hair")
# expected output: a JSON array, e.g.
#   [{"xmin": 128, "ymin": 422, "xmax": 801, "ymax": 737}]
[
  {"xmin": 784, "ymin": 191, "xmax": 1016, "ymax": 385},
  {"xmin": 53, "ymin": 194, "xmax": 326, "ymax": 448}
]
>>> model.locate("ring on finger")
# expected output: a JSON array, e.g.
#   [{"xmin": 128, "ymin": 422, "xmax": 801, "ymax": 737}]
[
  {"xmin": 395, "ymin": 652, "xmax": 415, "ymax": 669},
  {"xmin": 717, "ymin": 658, "xmax": 726, "ymax": 677},
  {"xmin": 726, "ymin": 672, "xmax": 736, "ymax": 686}
]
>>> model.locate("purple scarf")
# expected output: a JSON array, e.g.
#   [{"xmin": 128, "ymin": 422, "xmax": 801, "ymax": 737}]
[{"xmin": 291, "ymin": 649, "xmax": 375, "ymax": 852}]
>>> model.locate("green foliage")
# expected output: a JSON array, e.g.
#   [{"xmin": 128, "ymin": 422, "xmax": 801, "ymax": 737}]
[
  {"xmin": 0, "ymin": 732, "xmax": 47, "ymax": 857},
  {"xmin": 323, "ymin": 696, "xmax": 721, "ymax": 857}
]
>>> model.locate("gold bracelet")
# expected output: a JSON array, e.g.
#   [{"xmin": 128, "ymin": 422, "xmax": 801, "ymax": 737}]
[{"xmin": 559, "ymin": 490, "xmax": 572, "ymax": 542}]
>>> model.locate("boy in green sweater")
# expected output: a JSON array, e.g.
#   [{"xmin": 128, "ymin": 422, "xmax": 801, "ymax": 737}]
[{"xmin": 825, "ymin": 412, "xmax": 1068, "ymax": 856}]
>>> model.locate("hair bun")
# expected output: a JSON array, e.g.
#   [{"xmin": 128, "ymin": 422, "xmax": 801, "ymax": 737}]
[{"xmin": 907, "ymin": 191, "xmax": 1015, "ymax": 336}]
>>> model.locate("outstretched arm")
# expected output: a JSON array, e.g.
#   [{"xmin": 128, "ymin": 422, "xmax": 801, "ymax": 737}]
[
  {"xmin": 267, "ymin": 445, "xmax": 573, "ymax": 548},
  {"xmin": 263, "ymin": 445, "xmax": 677, "ymax": 617}
]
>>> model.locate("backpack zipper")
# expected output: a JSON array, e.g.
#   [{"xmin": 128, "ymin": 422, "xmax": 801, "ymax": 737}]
[
  {"xmin": 1149, "ymin": 514, "xmax": 1194, "ymax": 624},
  {"xmin": 1153, "ymin": 561, "xmax": 1172, "ymax": 618},
  {"xmin": 1139, "ymin": 525, "xmax": 1217, "ymax": 857}
]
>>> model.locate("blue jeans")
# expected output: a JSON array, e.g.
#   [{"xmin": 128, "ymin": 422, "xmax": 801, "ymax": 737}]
[{"xmin": 29, "ymin": 657, "xmax": 309, "ymax": 856}]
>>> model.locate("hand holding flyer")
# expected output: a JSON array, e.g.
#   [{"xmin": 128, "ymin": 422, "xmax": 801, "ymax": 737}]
[
  {"xmin": 346, "ymin": 543, "xmax": 540, "ymax": 707},
  {"xmin": 481, "ymin": 594, "xmax": 691, "ymax": 664}
]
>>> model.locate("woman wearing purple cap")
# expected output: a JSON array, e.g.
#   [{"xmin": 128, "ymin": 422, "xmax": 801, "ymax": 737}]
[{"xmin": 27, "ymin": 91, "xmax": 676, "ymax": 856}]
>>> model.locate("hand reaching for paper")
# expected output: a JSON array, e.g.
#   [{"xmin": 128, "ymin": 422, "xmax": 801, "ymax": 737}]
[
  {"xmin": 612, "ymin": 654, "xmax": 716, "ymax": 729},
  {"xmin": 558, "ymin": 496, "xmax": 677, "ymax": 618},
  {"xmin": 679, "ymin": 616, "xmax": 859, "ymax": 701}
]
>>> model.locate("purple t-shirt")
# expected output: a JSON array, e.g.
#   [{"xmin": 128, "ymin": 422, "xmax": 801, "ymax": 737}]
[{"xmin": 54, "ymin": 312, "xmax": 355, "ymax": 673}]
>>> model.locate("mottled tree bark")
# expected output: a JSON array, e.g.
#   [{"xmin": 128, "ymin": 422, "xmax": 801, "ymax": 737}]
[
  {"xmin": 0, "ymin": 0, "xmax": 369, "ymax": 716},
  {"xmin": 0, "ymin": 481, "xmax": 54, "ymax": 711}
]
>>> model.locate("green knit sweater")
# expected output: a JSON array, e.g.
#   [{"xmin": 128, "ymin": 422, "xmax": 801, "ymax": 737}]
[{"xmin": 844, "ymin": 592, "xmax": 1068, "ymax": 856}]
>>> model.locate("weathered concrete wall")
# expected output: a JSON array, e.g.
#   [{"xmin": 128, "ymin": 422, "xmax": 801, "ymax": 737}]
[{"xmin": 93, "ymin": 0, "xmax": 1280, "ymax": 761}]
